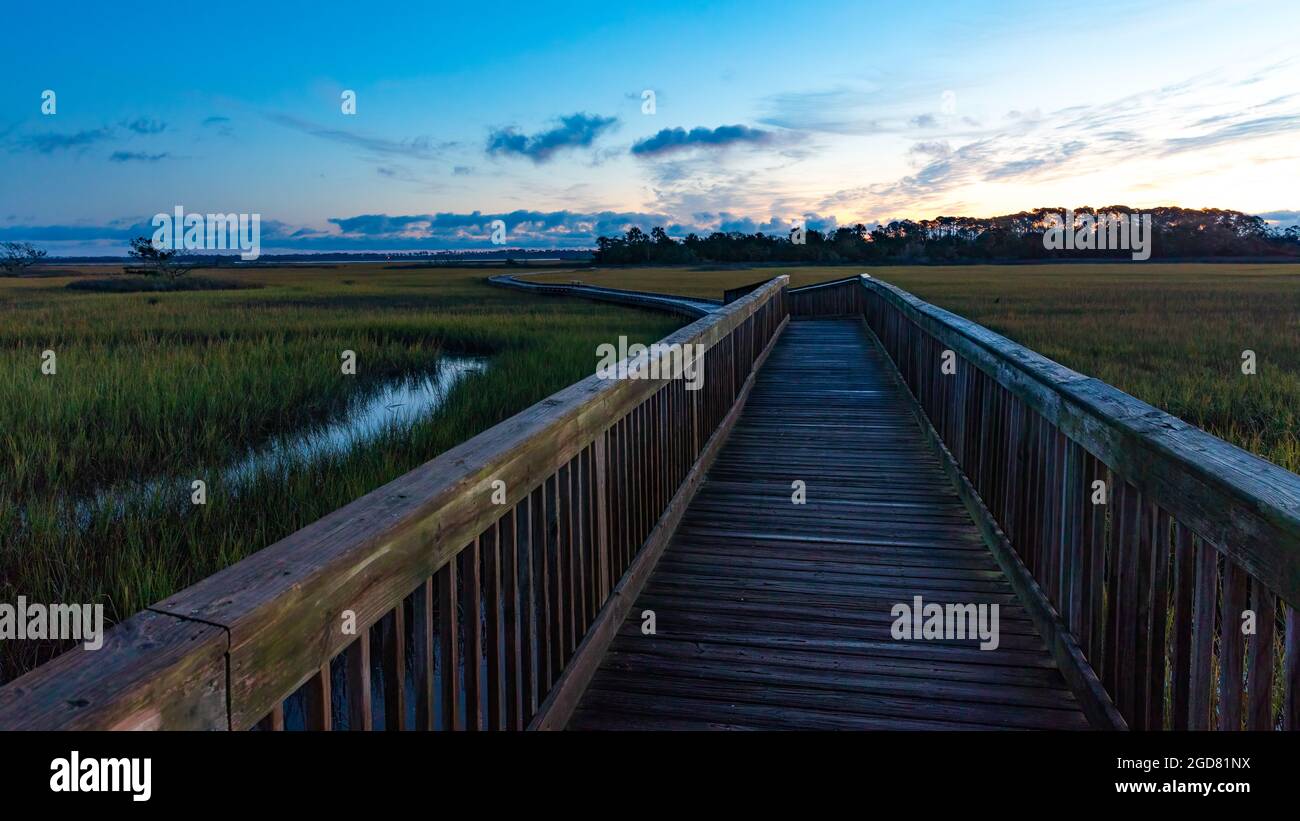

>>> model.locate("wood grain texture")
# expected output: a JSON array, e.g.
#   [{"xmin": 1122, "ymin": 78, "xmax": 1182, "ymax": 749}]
[{"xmin": 0, "ymin": 610, "xmax": 227, "ymax": 730}]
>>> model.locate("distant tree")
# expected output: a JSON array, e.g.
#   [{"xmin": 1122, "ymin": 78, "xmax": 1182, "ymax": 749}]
[
  {"xmin": 0, "ymin": 241, "xmax": 47, "ymax": 276},
  {"xmin": 128, "ymin": 236, "xmax": 191, "ymax": 280},
  {"xmin": 592, "ymin": 206, "xmax": 1300, "ymax": 266}
]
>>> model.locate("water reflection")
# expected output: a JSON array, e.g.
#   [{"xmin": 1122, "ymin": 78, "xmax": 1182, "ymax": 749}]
[{"xmin": 77, "ymin": 355, "xmax": 488, "ymax": 523}]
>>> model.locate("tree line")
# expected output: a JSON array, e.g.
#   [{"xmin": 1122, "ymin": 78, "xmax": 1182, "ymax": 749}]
[{"xmin": 593, "ymin": 207, "xmax": 1300, "ymax": 265}]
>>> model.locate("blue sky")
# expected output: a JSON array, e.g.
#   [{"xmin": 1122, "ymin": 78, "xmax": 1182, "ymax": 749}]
[{"xmin": 2, "ymin": 0, "xmax": 1298, "ymax": 254}]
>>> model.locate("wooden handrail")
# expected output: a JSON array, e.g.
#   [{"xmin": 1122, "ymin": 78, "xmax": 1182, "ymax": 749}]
[
  {"xmin": 795, "ymin": 273, "xmax": 1300, "ymax": 730},
  {"xmin": 0, "ymin": 276, "xmax": 789, "ymax": 731}
]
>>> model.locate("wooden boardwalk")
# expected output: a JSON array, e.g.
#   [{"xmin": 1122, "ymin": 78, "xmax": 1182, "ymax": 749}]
[
  {"xmin": 571, "ymin": 319, "xmax": 1090, "ymax": 730},
  {"xmin": 9, "ymin": 275, "xmax": 1298, "ymax": 733}
]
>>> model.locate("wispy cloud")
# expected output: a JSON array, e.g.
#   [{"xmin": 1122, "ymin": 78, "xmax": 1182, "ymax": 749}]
[
  {"xmin": 201, "ymin": 115, "xmax": 233, "ymax": 137},
  {"xmin": 264, "ymin": 112, "xmax": 453, "ymax": 159},
  {"xmin": 109, "ymin": 151, "xmax": 169, "ymax": 163},
  {"xmin": 123, "ymin": 118, "xmax": 166, "ymax": 135},
  {"xmin": 486, "ymin": 113, "xmax": 618, "ymax": 163},
  {"xmin": 757, "ymin": 83, "xmax": 973, "ymax": 136},
  {"xmin": 12, "ymin": 127, "xmax": 113, "ymax": 154},
  {"xmin": 817, "ymin": 62, "xmax": 1300, "ymax": 220},
  {"xmin": 758, "ymin": 88, "xmax": 887, "ymax": 134},
  {"xmin": 1162, "ymin": 114, "xmax": 1300, "ymax": 154}
]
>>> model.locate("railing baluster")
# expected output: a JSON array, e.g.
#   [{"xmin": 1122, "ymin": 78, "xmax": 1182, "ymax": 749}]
[
  {"xmin": 303, "ymin": 662, "xmax": 332, "ymax": 731},
  {"xmin": 1189, "ymin": 536, "xmax": 1219, "ymax": 730},
  {"xmin": 1086, "ymin": 461, "xmax": 1109, "ymax": 671},
  {"xmin": 595, "ymin": 431, "xmax": 610, "ymax": 602},
  {"xmin": 633, "ymin": 403, "xmax": 644, "ymax": 548},
  {"xmin": 1114, "ymin": 482, "xmax": 1140, "ymax": 723},
  {"xmin": 462, "ymin": 537, "xmax": 483, "ymax": 730},
  {"xmin": 1144, "ymin": 508, "xmax": 1171, "ymax": 731},
  {"xmin": 438, "ymin": 558, "xmax": 461, "ymax": 731},
  {"xmin": 484, "ymin": 521, "xmax": 503, "ymax": 730},
  {"xmin": 1246, "ymin": 583, "xmax": 1276, "ymax": 730},
  {"xmin": 1049, "ymin": 429, "xmax": 1066, "ymax": 607},
  {"xmin": 1102, "ymin": 473, "xmax": 1120, "ymax": 696},
  {"xmin": 1168, "ymin": 522, "xmax": 1195, "ymax": 730},
  {"xmin": 346, "ymin": 629, "xmax": 372, "ymax": 731},
  {"xmin": 586, "ymin": 443, "xmax": 599, "ymax": 624},
  {"xmin": 561, "ymin": 454, "xmax": 577, "ymax": 646},
  {"xmin": 575, "ymin": 447, "xmax": 589, "ymax": 631},
  {"xmin": 520, "ymin": 496, "xmax": 538, "ymax": 721},
  {"xmin": 502, "ymin": 509, "xmax": 522, "ymax": 730},
  {"xmin": 381, "ymin": 603, "xmax": 406, "ymax": 730},
  {"xmin": 547, "ymin": 474, "xmax": 565, "ymax": 674},
  {"xmin": 558, "ymin": 463, "xmax": 575, "ymax": 663},
  {"xmin": 533, "ymin": 484, "xmax": 553, "ymax": 694},
  {"xmin": 1131, "ymin": 495, "xmax": 1153, "ymax": 730},
  {"xmin": 1284, "ymin": 605, "xmax": 1299, "ymax": 730},
  {"xmin": 416, "ymin": 578, "xmax": 434, "ymax": 731},
  {"xmin": 1219, "ymin": 560, "xmax": 1248, "ymax": 730}
]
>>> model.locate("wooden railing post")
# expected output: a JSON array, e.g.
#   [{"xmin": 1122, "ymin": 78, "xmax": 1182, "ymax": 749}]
[{"xmin": 594, "ymin": 430, "xmax": 610, "ymax": 602}]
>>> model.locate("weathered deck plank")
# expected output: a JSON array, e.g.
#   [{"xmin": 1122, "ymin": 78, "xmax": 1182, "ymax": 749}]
[{"xmin": 570, "ymin": 319, "xmax": 1090, "ymax": 730}]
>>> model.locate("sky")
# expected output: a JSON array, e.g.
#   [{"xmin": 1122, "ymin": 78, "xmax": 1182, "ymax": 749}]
[{"xmin": 1, "ymin": 0, "xmax": 1298, "ymax": 255}]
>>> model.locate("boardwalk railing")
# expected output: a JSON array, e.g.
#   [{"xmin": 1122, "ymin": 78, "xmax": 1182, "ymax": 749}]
[
  {"xmin": 0, "ymin": 277, "xmax": 788, "ymax": 730},
  {"xmin": 487, "ymin": 273, "xmax": 721, "ymax": 318},
  {"xmin": 786, "ymin": 275, "xmax": 865, "ymax": 317},
  {"xmin": 796, "ymin": 274, "xmax": 1300, "ymax": 730}
]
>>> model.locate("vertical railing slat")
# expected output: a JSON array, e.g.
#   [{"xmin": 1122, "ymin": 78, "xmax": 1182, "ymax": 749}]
[
  {"xmin": 346, "ymin": 629, "xmax": 372, "ymax": 731},
  {"xmin": 438, "ymin": 556, "xmax": 461, "ymax": 731},
  {"xmin": 533, "ymin": 484, "xmax": 553, "ymax": 696},
  {"xmin": 1168, "ymin": 523, "xmax": 1195, "ymax": 730},
  {"xmin": 502, "ymin": 509, "xmax": 522, "ymax": 730},
  {"xmin": 1144, "ymin": 508, "xmax": 1170, "ymax": 731},
  {"xmin": 520, "ymin": 496, "xmax": 538, "ymax": 721},
  {"xmin": 416, "ymin": 578, "xmax": 434, "ymax": 731},
  {"xmin": 484, "ymin": 522, "xmax": 503, "ymax": 730},
  {"xmin": 1284, "ymin": 605, "xmax": 1299, "ymax": 730},
  {"xmin": 1218, "ymin": 560, "xmax": 1248, "ymax": 730},
  {"xmin": 303, "ymin": 662, "xmax": 332, "ymax": 731},
  {"xmin": 382, "ymin": 603, "xmax": 406, "ymax": 730},
  {"xmin": 1130, "ymin": 496, "xmax": 1153, "ymax": 730},
  {"xmin": 463, "ymin": 537, "xmax": 483, "ymax": 730},
  {"xmin": 1246, "ymin": 584, "xmax": 1276, "ymax": 730},
  {"xmin": 595, "ymin": 431, "xmax": 610, "ymax": 603},
  {"xmin": 1188, "ymin": 536, "xmax": 1219, "ymax": 730},
  {"xmin": 1114, "ymin": 483, "xmax": 1140, "ymax": 724}
]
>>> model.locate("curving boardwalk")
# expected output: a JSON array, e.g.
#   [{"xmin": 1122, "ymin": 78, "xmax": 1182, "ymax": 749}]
[
  {"xmin": 486, "ymin": 273, "xmax": 722, "ymax": 317},
  {"xmin": 571, "ymin": 320, "xmax": 1089, "ymax": 729}
]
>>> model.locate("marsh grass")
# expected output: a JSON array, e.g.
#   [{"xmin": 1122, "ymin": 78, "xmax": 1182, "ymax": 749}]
[
  {"xmin": 0, "ymin": 265, "xmax": 680, "ymax": 680},
  {"xmin": 64, "ymin": 275, "xmax": 258, "ymax": 292}
]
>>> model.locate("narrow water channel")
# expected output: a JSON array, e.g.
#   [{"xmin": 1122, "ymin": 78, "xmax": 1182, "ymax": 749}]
[{"xmin": 76, "ymin": 355, "xmax": 488, "ymax": 524}]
